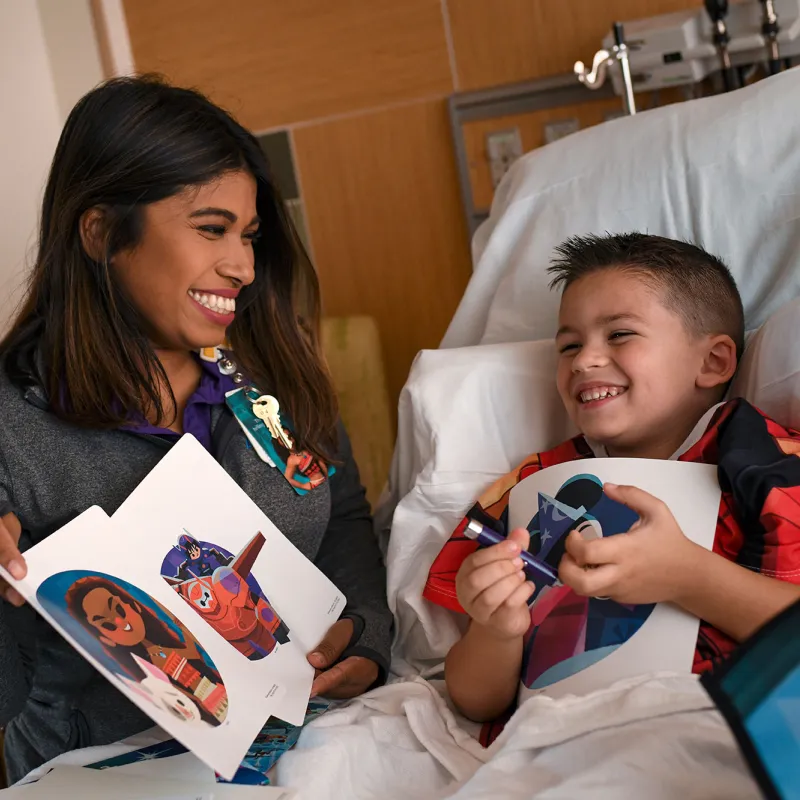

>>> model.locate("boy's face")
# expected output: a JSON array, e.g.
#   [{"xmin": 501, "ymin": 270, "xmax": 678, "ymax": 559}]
[{"xmin": 555, "ymin": 269, "xmax": 725, "ymax": 459}]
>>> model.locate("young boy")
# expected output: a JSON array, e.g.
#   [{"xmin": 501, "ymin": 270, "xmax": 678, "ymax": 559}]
[{"xmin": 424, "ymin": 233, "xmax": 800, "ymax": 729}]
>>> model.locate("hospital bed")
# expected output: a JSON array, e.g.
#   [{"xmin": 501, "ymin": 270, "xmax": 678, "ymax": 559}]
[{"xmin": 11, "ymin": 66, "xmax": 800, "ymax": 800}]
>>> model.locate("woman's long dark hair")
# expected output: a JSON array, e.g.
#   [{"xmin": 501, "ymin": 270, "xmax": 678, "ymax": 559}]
[{"xmin": 1, "ymin": 75, "xmax": 337, "ymax": 459}]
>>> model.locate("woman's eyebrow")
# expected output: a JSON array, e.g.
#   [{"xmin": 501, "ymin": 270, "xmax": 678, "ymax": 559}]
[
  {"xmin": 189, "ymin": 208, "xmax": 260, "ymax": 227},
  {"xmin": 189, "ymin": 207, "xmax": 237, "ymax": 223}
]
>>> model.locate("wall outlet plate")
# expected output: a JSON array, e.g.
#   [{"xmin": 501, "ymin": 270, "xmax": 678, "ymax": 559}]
[
  {"xmin": 486, "ymin": 128, "xmax": 523, "ymax": 189},
  {"xmin": 543, "ymin": 118, "xmax": 580, "ymax": 144}
]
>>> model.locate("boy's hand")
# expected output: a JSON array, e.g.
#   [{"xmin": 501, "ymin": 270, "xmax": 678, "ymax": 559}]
[
  {"xmin": 559, "ymin": 483, "xmax": 700, "ymax": 605},
  {"xmin": 455, "ymin": 528, "xmax": 535, "ymax": 639}
]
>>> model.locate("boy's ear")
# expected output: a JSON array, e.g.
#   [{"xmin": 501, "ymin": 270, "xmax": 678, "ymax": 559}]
[{"xmin": 696, "ymin": 335, "xmax": 737, "ymax": 390}]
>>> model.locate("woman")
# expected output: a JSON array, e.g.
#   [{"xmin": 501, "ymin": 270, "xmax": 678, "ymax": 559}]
[{"xmin": 0, "ymin": 76, "xmax": 391, "ymax": 782}]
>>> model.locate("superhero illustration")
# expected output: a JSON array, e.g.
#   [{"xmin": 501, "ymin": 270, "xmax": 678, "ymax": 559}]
[
  {"xmin": 36, "ymin": 571, "xmax": 228, "ymax": 727},
  {"xmin": 161, "ymin": 532, "xmax": 290, "ymax": 661},
  {"xmin": 173, "ymin": 533, "xmax": 233, "ymax": 580},
  {"xmin": 520, "ymin": 474, "xmax": 654, "ymax": 689}
]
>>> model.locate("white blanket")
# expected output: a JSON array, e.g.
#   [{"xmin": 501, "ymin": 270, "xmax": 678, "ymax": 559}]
[
  {"xmin": 16, "ymin": 673, "xmax": 757, "ymax": 799},
  {"xmin": 275, "ymin": 674, "xmax": 757, "ymax": 799}
]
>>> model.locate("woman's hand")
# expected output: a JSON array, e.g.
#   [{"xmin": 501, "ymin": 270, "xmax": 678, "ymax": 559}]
[
  {"xmin": 307, "ymin": 618, "xmax": 379, "ymax": 699},
  {"xmin": 0, "ymin": 511, "xmax": 26, "ymax": 606}
]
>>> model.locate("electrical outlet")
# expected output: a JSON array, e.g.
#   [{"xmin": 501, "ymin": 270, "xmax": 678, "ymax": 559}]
[
  {"xmin": 486, "ymin": 128, "xmax": 523, "ymax": 189},
  {"xmin": 543, "ymin": 118, "xmax": 580, "ymax": 144}
]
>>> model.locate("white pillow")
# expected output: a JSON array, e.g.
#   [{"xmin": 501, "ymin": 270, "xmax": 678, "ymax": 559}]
[
  {"xmin": 385, "ymin": 341, "xmax": 574, "ymax": 674},
  {"xmin": 443, "ymin": 68, "xmax": 800, "ymax": 350},
  {"xmin": 732, "ymin": 296, "xmax": 800, "ymax": 430}
]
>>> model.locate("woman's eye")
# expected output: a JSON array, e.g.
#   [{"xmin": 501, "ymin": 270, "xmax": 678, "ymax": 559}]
[
  {"xmin": 101, "ymin": 621, "xmax": 117, "ymax": 632},
  {"xmin": 243, "ymin": 230, "xmax": 261, "ymax": 243},
  {"xmin": 115, "ymin": 602, "xmax": 127, "ymax": 620},
  {"xmin": 198, "ymin": 225, "xmax": 225, "ymax": 236}
]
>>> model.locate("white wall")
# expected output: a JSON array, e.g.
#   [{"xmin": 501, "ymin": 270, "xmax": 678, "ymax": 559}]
[
  {"xmin": 0, "ymin": 0, "xmax": 104, "ymax": 332},
  {"xmin": 38, "ymin": 0, "xmax": 105, "ymax": 120}
]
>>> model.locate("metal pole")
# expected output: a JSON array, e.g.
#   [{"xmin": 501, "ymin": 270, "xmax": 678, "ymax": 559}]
[
  {"xmin": 704, "ymin": 0, "xmax": 738, "ymax": 91},
  {"xmin": 761, "ymin": 0, "xmax": 782, "ymax": 75},
  {"xmin": 612, "ymin": 22, "xmax": 637, "ymax": 115}
]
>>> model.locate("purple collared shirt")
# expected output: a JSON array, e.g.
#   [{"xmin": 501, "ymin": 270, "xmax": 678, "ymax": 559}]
[{"xmin": 126, "ymin": 357, "xmax": 238, "ymax": 451}]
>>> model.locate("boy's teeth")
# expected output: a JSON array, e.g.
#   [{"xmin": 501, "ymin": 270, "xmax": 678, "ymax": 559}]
[
  {"xmin": 189, "ymin": 291, "xmax": 235, "ymax": 314},
  {"xmin": 580, "ymin": 386, "xmax": 624, "ymax": 403}
]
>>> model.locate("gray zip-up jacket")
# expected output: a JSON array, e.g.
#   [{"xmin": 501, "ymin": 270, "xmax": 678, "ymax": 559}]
[{"xmin": 0, "ymin": 356, "xmax": 392, "ymax": 783}]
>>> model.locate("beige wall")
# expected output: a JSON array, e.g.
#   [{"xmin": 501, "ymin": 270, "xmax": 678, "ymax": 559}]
[
  {"xmin": 0, "ymin": 1, "xmax": 62, "ymax": 330},
  {"xmin": 0, "ymin": 0, "xmax": 103, "ymax": 332},
  {"xmin": 38, "ymin": 0, "xmax": 105, "ymax": 120}
]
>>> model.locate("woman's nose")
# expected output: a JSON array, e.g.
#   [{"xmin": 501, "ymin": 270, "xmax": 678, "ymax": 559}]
[{"xmin": 219, "ymin": 242, "xmax": 256, "ymax": 287}]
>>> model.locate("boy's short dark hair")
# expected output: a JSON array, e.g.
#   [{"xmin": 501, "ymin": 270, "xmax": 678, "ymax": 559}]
[{"xmin": 548, "ymin": 232, "xmax": 745, "ymax": 358}]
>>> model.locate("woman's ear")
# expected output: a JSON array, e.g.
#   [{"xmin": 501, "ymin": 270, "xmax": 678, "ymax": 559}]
[
  {"xmin": 79, "ymin": 207, "xmax": 109, "ymax": 262},
  {"xmin": 697, "ymin": 335, "xmax": 738, "ymax": 390}
]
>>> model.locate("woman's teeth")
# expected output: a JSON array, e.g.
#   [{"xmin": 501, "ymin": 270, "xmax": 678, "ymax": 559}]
[
  {"xmin": 189, "ymin": 290, "xmax": 235, "ymax": 314},
  {"xmin": 579, "ymin": 386, "xmax": 626, "ymax": 404},
  {"xmin": 123, "ymin": 623, "xmax": 132, "ymax": 632}
]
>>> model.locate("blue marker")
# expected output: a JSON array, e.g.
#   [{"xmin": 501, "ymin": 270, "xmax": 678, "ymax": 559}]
[{"xmin": 464, "ymin": 519, "xmax": 561, "ymax": 587}]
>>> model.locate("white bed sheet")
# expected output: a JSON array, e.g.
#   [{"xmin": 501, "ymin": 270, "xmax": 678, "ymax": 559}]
[{"xmin": 16, "ymin": 674, "xmax": 757, "ymax": 799}]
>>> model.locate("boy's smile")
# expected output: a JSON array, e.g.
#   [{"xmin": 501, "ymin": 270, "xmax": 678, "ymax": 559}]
[{"xmin": 555, "ymin": 269, "xmax": 726, "ymax": 459}]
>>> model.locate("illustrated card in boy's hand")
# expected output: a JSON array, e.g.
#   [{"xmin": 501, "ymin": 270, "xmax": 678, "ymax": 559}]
[{"xmin": 507, "ymin": 458, "xmax": 720, "ymax": 701}]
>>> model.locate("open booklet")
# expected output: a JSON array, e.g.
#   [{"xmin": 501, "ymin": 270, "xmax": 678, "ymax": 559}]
[
  {"xmin": 505, "ymin": 458, "xmax": 722, "ymax": 703},
  {"xmin": 0, "ymin": 435, "xmax": 346, "ymax": 780}
]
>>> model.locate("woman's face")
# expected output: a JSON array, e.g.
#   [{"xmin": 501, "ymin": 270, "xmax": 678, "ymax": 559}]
[
  {"xmin": 112, "ymin": 170, "xmax": 260, "ymax": 350},
  {"xmin": 82, "ymin": 586, "xmax": 147, "ymax": 647}
]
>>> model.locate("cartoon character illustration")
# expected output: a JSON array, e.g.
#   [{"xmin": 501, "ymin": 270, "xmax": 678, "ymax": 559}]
[
  {"xmin": 121, "ymin": 654, "xmax": 210, "ymax": 725},
  {"xmin": 520, "ymin": 475, "xmax": 654, "ymax": 689},
  {"xmin": 272, "ymin": 427, "xmax": 327, "ymax": 490},
  {"xmin": 162, "ymin": 532, "xmax": 290, "ymax": 661},
  {"xmin": 37, "ymin": 571, "xmax": 228, "ymax": 726},
  {"xmin": 174, "ymin": 533, "xmax": 233, "ymax": 579}
]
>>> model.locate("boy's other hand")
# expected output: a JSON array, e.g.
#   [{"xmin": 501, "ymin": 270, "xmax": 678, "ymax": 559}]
[
  {"xmin": 558, "ymin": 483, "xmax": 699, "ymax": 605},
  {"xmin": 456, "ymin": 527, "xmax": 535, "ymax": 639}
]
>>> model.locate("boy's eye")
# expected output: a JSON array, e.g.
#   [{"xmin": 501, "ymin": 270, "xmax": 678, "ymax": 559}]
[
  {"xmin": 609, "ymin": 331, "xmax": 634, "ymax": 342},
  {"xmin": 558, "ymin": 342, "xmax": 580, "ymax": 354}
]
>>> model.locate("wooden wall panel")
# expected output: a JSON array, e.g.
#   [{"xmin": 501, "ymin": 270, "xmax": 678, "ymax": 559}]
[
  {"xmin": 293, "ymin": 100, "xmax": 473, "ymax": 406},
  {"xmin": 464, "ymin": 88, "xmax": 686, "ymax": 211},
  {"xmin": 448, "ymin": 0, "xmax": 703, "ymax": 91},
  {"xmin": 122, "ymin": 0, "xmax": 454, "ymax": 131}
]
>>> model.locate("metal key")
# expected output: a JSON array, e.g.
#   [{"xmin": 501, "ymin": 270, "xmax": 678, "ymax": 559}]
[{"xmin": 251, "ymin": 395, "xmax": 294, "ymax": 450}]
